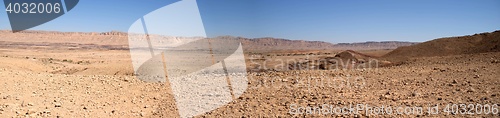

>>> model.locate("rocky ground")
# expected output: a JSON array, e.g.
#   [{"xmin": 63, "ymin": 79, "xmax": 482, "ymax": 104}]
[
  {"xmin": 0, "ymin": 45, "xmax": 498, "ymax": 117},
  {"xmin": 0, "ymin": 30, "xmax": 499, "ymax": 117},
  {"xmin": 201, "ymin": 52, "xmax": 500, "ymax": 117}
]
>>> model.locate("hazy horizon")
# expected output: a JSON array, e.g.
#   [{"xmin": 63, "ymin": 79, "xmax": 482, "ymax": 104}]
[{"xmin": 3, "ymin": 29, "xmax": 500, "ymax": 44}]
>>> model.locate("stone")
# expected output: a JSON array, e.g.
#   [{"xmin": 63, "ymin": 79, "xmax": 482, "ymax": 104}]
[
  {"xmin": 411, "ymin": 92, "xmax": 419, "ymax": 97},
  {"xmin": 54, "ymin": 103, "xmax": 62, "ymax": 107},
  {"xmin": 452, "ymin": 80, "xmax": 458, "ymax": 84},
  {"xmin": 473, "ymin": 74, "xmax": 480, "ymax": 78},
  {"xmin": 467, "ymin": 88, "xmax": 476, "ymax": 93}
]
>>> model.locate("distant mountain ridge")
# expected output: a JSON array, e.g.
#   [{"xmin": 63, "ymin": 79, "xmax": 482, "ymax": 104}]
[
  {"xmin": 333, "ymin": 41, "xmax": 418, "ymax": 50},
  {"xmin": 0, "ymin": 30, "xmax": 417, "ymax": 51},
  {"xmin": 213, "ymin": 36, "xmax": 417, "ymax": 52}
]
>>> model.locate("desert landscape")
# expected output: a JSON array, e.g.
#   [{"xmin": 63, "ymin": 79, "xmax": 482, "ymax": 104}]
[{"xmin": 0, "ymin": 30, "xmax": 499, "ymax": 117}]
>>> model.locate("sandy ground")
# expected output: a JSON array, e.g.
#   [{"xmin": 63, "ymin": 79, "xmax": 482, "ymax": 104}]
[{"xmin": 0, "ymin": 43, "xmax": 499, "ymax": 117}]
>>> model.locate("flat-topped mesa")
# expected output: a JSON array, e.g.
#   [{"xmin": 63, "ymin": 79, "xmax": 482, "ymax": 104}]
[
  {"xmin": 0, "ymin": 30, "xmax": 129, "ymax": 36},
  {"xmin": 99, "ymin": 31, "xmax": 128, "ymax": 36},
  {"xmin": 1, "ymin": 30, "xmax": 95, "ymax": 35}
]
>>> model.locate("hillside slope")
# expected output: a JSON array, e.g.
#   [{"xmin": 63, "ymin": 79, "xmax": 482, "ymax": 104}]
[{"xmin": 383, "ymin": 30, "xmax": 500, "ymax": 62}]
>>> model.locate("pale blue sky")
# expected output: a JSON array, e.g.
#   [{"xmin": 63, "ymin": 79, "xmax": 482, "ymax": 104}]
[{"xmin": 1, "ymin": 0, "xmax": 499, "ymax": 43}]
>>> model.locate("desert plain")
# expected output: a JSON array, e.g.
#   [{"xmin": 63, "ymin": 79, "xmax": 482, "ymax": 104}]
[{"xmin": 0, "ymin": 30, "xmax": 499, "ymax": 117}]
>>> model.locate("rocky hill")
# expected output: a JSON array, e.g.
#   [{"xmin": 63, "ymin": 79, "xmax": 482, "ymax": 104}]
[{"xmin": 383, "ymin": 30, "xmax": 500, "ymax": 62}]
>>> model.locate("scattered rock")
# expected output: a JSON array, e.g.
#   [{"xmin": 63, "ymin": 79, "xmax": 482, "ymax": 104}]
[
  {"xmin": 452, "ymin": 80, "xmax": 458, "ymax": 84},
  {"xmin": 0, "ymin": 36, "xmax": 499, "ymax": 117},
  {"xmin": 473, "ymin": 74, "xmax": 480, "ymax": 78},
  {"xmin": 467, "ymin": 88, "xmax": 476, "ymax": 93},
  {"xmin": 411, "ymin": 92, "xmax": 419, "ymax": 97},
  {"xmin": 433, "ymin": 67, "xmax": 446, "ymax": 72},
  {"xmin": 43, "ymin": 110, "xmax": 51, "ymax": 114},
  {"xmin": 26, "ymin": 109, "xmax": 36, "ymax": 115},
  {"xmin": 381, "ymin": 95, "xmax": 391, "ymax": 99},
  {"xmin": 54, "ymin": 103, "xmax": 62, "ymax": 107}
]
